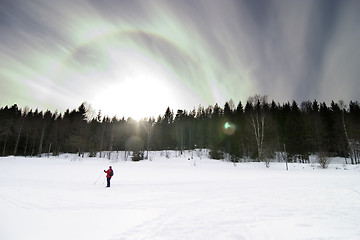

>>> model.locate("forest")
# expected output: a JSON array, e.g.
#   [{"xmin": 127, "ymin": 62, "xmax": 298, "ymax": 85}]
[{"xmin": 0, "ymin": 95, "xmax": 359, "ymax": 167}]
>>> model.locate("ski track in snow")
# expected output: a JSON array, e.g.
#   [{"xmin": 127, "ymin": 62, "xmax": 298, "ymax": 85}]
[{"xmin": 0, "ymin": 153, "xmax": 359, "ymax": 240}]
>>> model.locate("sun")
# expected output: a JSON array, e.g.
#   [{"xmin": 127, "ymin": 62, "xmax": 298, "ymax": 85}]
[{"xmin": 91, "ymin": 51, "xmax": 183, "ymax": 120}]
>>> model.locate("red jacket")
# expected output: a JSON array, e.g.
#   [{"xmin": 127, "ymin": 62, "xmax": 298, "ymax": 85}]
[{"xmin": 104, "ymin": 168, "xmax": 112, "ymax": 178}]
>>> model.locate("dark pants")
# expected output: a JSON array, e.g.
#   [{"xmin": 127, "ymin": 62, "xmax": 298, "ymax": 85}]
[{"xmin": 106, "ymin": 177, "xmax": 111, "ymax": 187}]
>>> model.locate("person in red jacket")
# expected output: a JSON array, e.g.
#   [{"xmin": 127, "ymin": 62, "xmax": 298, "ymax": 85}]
[{"xmin": 104, "ymin": 166, "xmax": 113, "ymax": 188}]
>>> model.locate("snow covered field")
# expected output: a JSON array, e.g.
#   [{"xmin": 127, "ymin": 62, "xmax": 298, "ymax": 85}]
[{"xmin": 1, "ymin": 152, "xmax": 359, "ymax": 240}]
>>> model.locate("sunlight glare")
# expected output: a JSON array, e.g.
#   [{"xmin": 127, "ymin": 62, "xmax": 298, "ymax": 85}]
[{"xmin": 91, "ymin": 52, "xmax": 181, "ymax": 120}]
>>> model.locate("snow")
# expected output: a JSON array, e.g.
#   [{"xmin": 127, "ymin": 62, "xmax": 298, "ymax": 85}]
[{"xmin": 0, "ymin": 152, "xmax": 359, "ymax": 240}]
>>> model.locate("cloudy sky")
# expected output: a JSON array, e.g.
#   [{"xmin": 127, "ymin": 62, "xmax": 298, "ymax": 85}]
[{"xmin": 1, "ymin": 0, "xmax": 359, "ymax": 120}]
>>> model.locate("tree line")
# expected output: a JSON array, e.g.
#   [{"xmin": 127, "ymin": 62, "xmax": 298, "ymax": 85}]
[{"xmin": 0, "ymin": 95, "xmax": 359, "ymax": 166}]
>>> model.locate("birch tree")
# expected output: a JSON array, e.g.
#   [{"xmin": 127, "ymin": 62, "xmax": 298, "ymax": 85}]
[
  {"xmin": 246, "ymin": 95, "xmax": 268, "ymax": 163},
  {"xmin": 339, "ymin": 100, "xmax": 355, "ymax": 164}
]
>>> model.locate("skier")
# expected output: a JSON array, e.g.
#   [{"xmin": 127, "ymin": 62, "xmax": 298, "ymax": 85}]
[{"xmin": 104, "ymin": 166, "xmax": 113, "ymax": 188}]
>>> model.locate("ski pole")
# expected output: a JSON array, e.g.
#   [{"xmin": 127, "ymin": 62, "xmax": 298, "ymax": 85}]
[{"xmin": 94, "ymin": 172, "xmax": 103, "ymax": 185}]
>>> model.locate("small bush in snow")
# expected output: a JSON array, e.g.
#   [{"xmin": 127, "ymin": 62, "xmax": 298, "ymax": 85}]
[
  {"xmin": 209, "ymin": 150, "xmax": 224, "ymax": 160},
  {"xmin": 132, "ymin": 151, "xmax": 144, "ymax": 161}
]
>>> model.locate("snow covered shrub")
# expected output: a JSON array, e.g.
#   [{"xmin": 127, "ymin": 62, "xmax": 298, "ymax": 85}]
[
  {"xmin": 209, "ymin": 150, "xmax": 224, "ymax": 160},
  {"xmin": 132, "ymin": 151, "xmax": 144, "ymax": 161},
  {"xmin": 88, "ymin": 151, "xmax": 97, "ymax": 157}
]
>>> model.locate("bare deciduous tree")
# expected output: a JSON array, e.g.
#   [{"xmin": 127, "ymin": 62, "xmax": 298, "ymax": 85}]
[{"xmin": 246, "ymin": 95, "xmax": 268, "ymax": 163}]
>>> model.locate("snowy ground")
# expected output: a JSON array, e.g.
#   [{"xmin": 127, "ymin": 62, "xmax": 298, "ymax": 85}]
[{"xmin": 0, "ymin": 151, "xmax": 359, "ymax": 240}]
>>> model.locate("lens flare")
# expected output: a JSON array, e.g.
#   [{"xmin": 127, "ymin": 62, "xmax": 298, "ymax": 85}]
[{"xmin": 223, "ymin": 121, "xmax": 236, "ymax": 135}]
